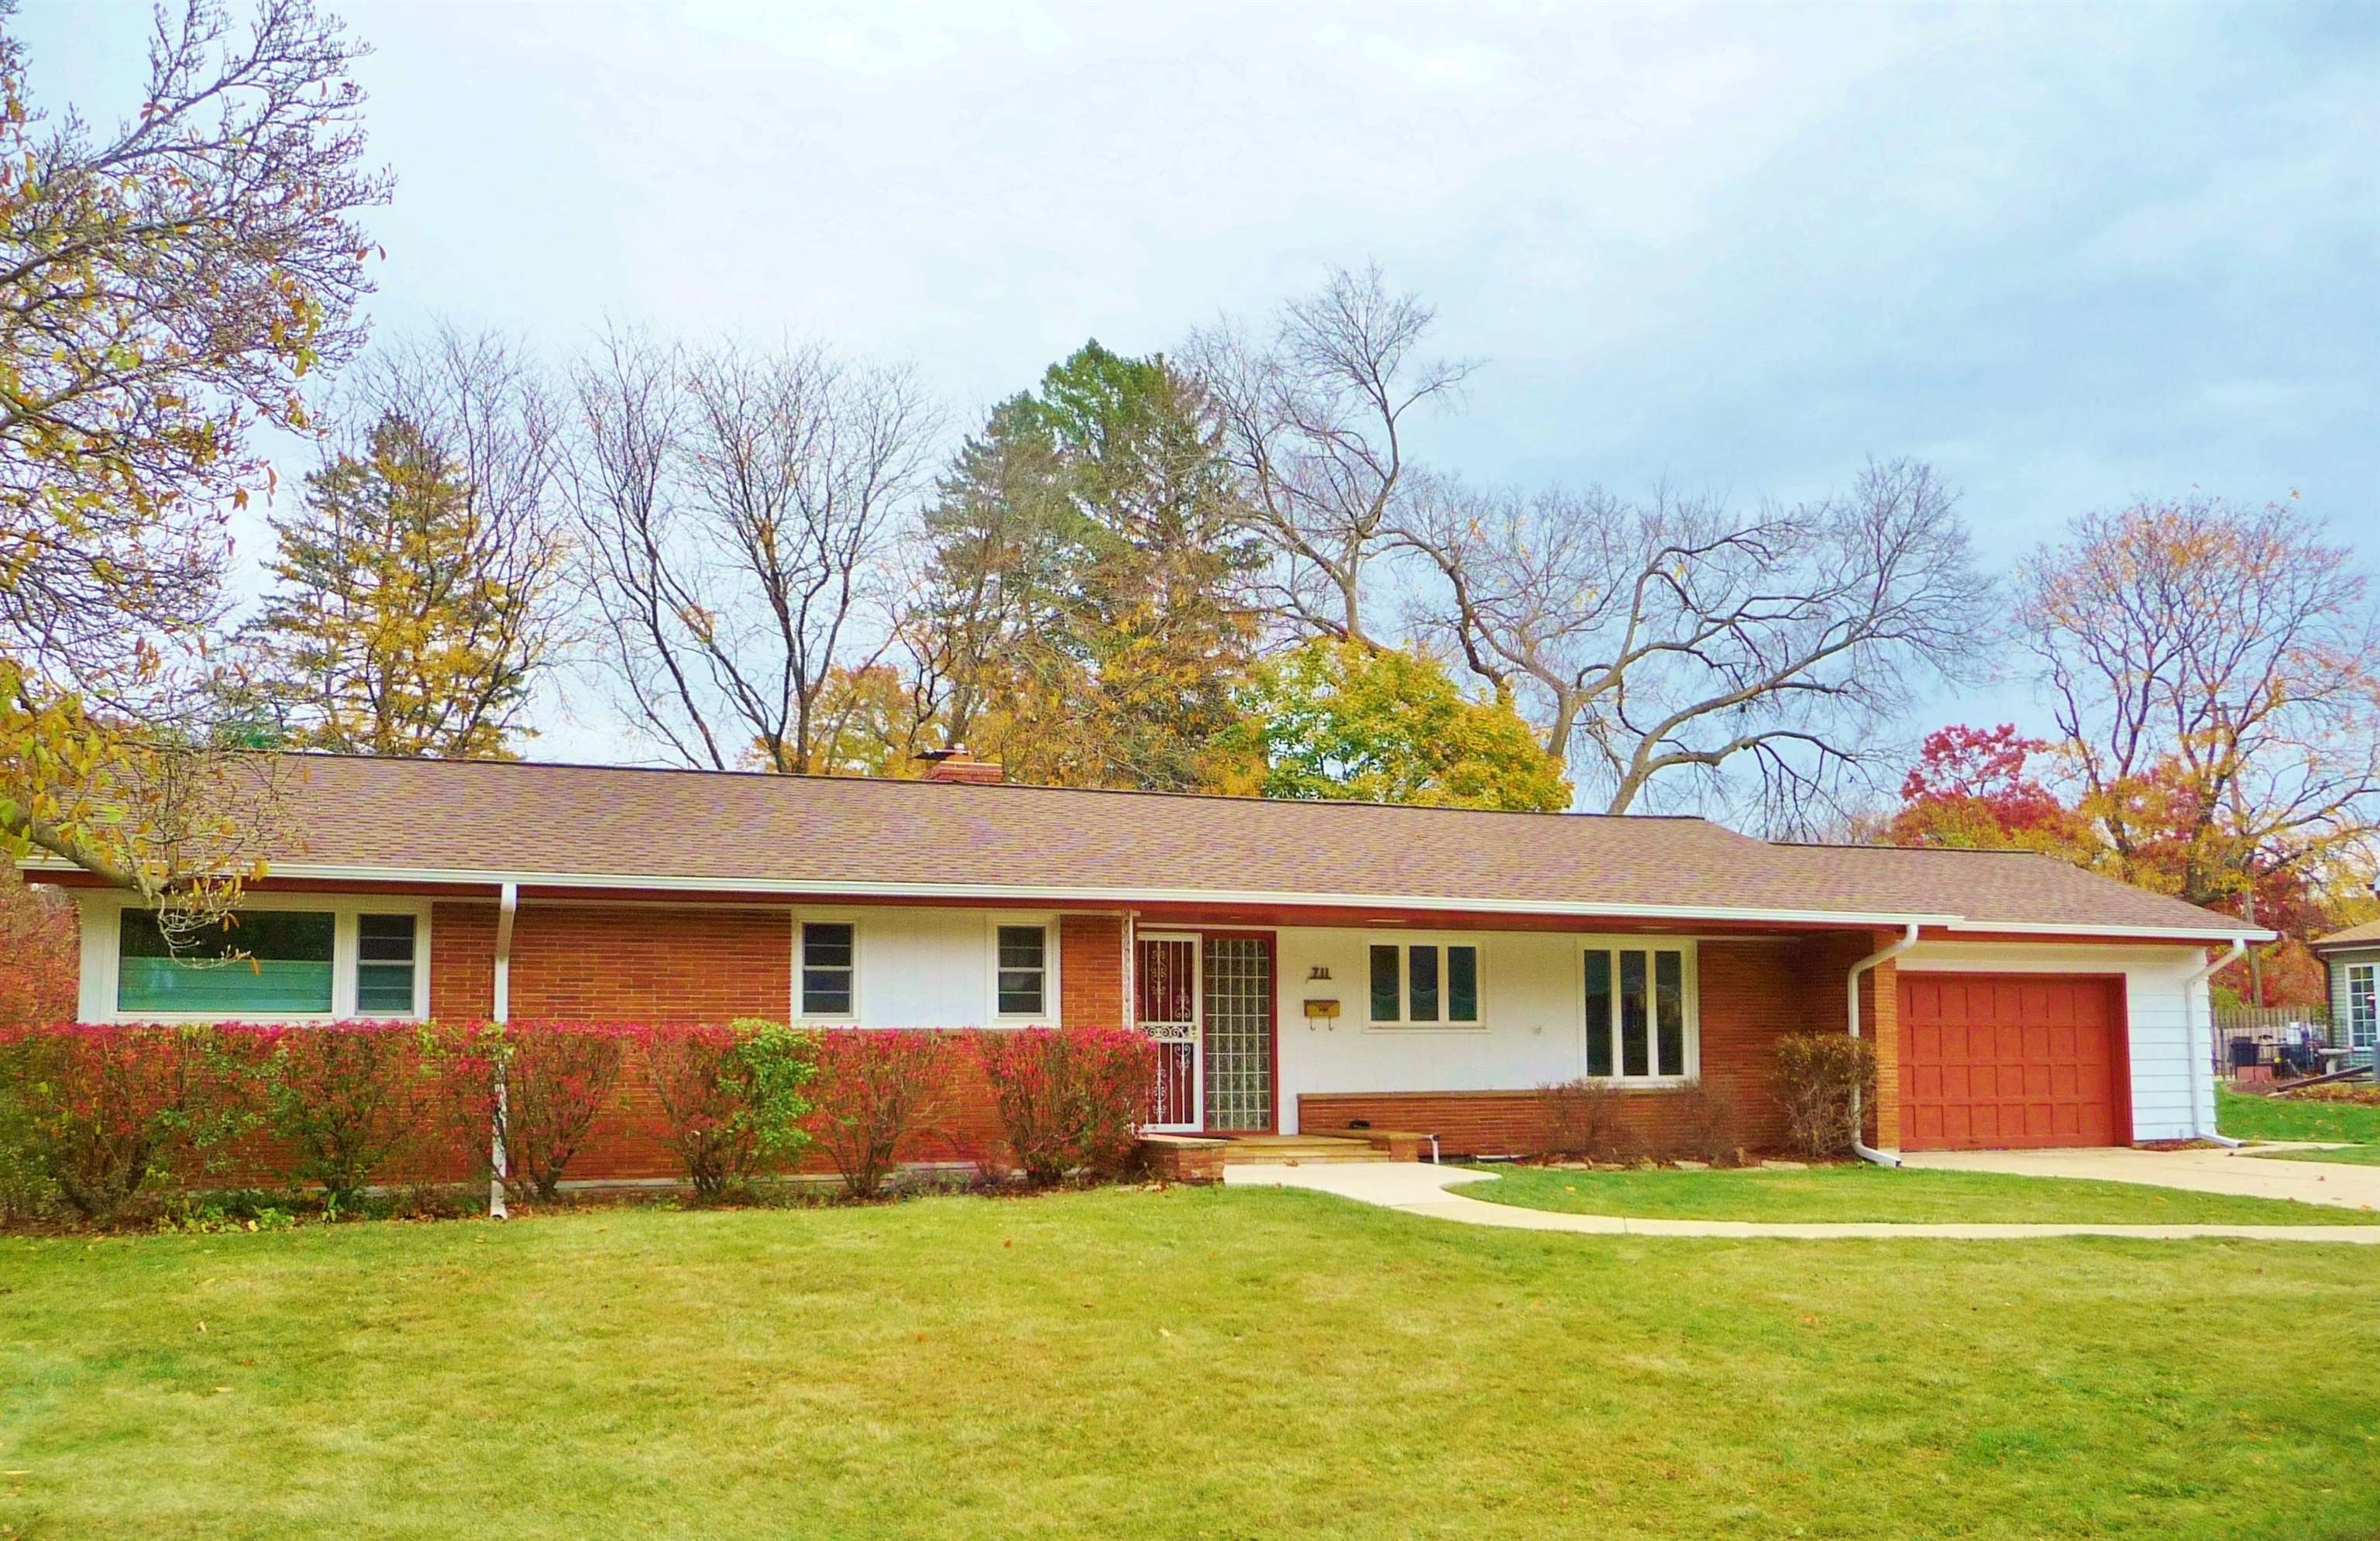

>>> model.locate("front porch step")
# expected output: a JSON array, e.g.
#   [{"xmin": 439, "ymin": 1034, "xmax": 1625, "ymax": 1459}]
[{"xmin": 1219, "ymin": 1136, "xmax": 1391, "ymax": 1166}]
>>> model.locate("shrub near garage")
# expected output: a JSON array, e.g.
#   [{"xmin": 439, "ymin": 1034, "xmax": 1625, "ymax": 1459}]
[{"xmin": 1771, "ymin": 1033, "xmax": 1877, "ymax": 1158}]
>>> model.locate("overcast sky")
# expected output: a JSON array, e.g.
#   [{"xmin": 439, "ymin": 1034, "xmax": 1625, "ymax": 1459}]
[{"xmin": 28, "ymin": 0, "xmax": 2380, "ymax": 766}]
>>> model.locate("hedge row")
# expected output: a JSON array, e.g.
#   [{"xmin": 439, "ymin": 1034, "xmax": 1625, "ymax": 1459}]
[{"xmin": 0, "ymin": 1020, "xmax": 1158, "ymax": 1222}]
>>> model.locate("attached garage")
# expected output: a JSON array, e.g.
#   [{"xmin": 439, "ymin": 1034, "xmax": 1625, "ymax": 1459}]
[{"xmin": 1898, "ymin": 972, "xmax": 2131, "ymax": 1151}]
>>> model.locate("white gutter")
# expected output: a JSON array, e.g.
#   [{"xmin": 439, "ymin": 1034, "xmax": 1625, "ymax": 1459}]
[
  {"xmin": 489, "ymin": 882, "xmax": 518, "ymax": 1221},
  {"xmin": 1847, "ymin": 922, "xmax": 1922, "ymax": 1168},
  {"xmin": 11, "ymin": 855, "xmax": 2274, "ymax": 944},
  {"xmin": 2186, "ymin": 938, "xmax": 2248, "ymax": 1147}
]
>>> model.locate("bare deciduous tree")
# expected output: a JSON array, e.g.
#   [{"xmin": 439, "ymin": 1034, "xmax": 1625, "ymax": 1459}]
[
  {"xmin": 2021, "ymin": 497, "xmax": 2380, "ymax": 913},
  {"xmin": 562, "ymin": 332, "xmax": 937, "ymax": 773},
  {"xmin": 1403, "ymin": 459, "xmax": 1995, "ymax": 826},
  {"xmin": 1185, "ymin": 263, "xmax": 1474, "ymax": 645}
]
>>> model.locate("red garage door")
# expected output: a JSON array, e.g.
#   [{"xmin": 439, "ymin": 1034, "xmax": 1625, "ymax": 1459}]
[{"xmin": 1898, "ymin": 974, "xmax": 2129, "ymax": 1151}]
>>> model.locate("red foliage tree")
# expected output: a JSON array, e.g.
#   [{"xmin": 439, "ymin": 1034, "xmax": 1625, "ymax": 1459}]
[{"xmin": 0, "ymin": 872, "xmax": 75, "ymax": 1027}]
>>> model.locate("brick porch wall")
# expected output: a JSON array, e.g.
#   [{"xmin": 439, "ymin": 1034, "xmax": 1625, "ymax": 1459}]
[{"xmin": 1058, "ymin": 913, "xmax": 1126, "ymax": 1028}]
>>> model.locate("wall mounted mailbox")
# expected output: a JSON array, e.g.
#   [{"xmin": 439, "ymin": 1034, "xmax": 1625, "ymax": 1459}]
[{"xmin": 1303, "ymin": 999, "xmax": 1341, "ymax": 1020}]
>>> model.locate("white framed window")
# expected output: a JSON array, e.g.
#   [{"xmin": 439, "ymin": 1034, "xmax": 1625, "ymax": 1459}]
[
  {"xmin": 1582, "ymin": 941, "xmax": 1697, "ymax": 1082},
  {"xmin": 995, "ymin": 924, "xmax": 1048, "ymax": 1017},
  {"xmin": 1367, "ymin": 940, "xmax": 1482, "ymax": 1028},
  {"xmin": 2350, "ymin": 963, "xmax": 2377, "ymax": 1051},
  {"xmin": 799, "ymin": 920, "xmax": 858, "ymax": 1019},
  {"xmin": 88, "ymin": 893, "xmax": 432, "ymax": 1022}
]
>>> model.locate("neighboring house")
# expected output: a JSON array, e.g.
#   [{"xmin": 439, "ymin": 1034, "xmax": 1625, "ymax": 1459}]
[
  {"xmin": 2311, "ymin": 920, "xmax": 2380, "ymax": 1067},
  {"xmin": 21, "ymin": 752, "xmax": 2269, "ymax": 1162}
]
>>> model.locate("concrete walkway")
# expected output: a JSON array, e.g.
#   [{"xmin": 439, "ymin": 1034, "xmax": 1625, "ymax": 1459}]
[
  {"xmin": 1220, "ymin": 1160, "xmax": 2380, "ymax": 1243},
  {"xmin": 1901, "ymin": 1144, "xmax": 2380, "ymax": 1212}
]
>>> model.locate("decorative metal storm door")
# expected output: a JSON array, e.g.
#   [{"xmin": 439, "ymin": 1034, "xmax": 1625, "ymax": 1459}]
[{"xmin": 1137, "ymin": 934, "xmax": 1201, "ymax": 1130}]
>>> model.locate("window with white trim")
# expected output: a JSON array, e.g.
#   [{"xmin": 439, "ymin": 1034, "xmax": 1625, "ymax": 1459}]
[
  {"xmin": 800, "ymin": 921, "xmax": 856, "ymax": 1017},
  {"xmin": 354, "ymin": 914, "xmax": 419, "ymax": 1013},
  {"xmin": 1583, "ymin": 944, "xmax": 1694, "ymax": 1080},
  {"xmin": 1368, "ymin": 941, "xmax": 1481, "ymax": 1027},
  {"xmin": 113, "ymin": 905, "xmax": 425, "ymax": 1020},
  {"xmin": 996, "ymin": 924, "xmax": 1047, "ymax": 1016},
  {"xmin": 2350, "ymin": 963, "xmax": 2377, "ymax": 1052}
]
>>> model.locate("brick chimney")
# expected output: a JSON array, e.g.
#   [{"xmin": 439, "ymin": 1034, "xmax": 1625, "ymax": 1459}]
[{"xmin": 916, "ymin": 746, "xmax": 1005, "ymax": 785}]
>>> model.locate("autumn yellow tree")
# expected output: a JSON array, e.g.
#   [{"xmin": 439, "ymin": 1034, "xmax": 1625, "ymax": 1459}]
[
  {"xmin": 0, "ymin": 1, "xmax": 386, "ymax": 930},
  {"xmin": 240, "ymin": 410, "xmax": 568, "ymax": 758},
  {"xmin": 1214, "ymin": 638, "xmax": 1572, "ymax": 811}
]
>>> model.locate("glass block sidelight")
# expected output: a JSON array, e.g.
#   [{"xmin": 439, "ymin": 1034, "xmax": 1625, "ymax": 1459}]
[{"xmin": 1202, "ymin": 935, "xmax": 1273, "ymax": 1133}]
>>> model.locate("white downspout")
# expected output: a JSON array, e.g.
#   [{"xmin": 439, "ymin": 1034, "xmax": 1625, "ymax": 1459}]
[
  {"xmin": 1848, "ymin": 922, "xmax": 1921, "ymax": 1168},
  {"xmin": 2186, "ymin": 938, "xmax": 2248, "ymax": 1148},
  {"xmin": 489, "ymin": 882, "xmax": 518, "ymax": 1220}
]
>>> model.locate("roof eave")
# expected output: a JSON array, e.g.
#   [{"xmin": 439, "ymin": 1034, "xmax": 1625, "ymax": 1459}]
[{"xmin": 21, "ymin": 855, "xmax": 2265, "ymax": 941}]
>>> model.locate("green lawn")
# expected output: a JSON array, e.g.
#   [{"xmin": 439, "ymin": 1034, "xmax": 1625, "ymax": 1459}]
[
  {"xmin": 3, "ymin": 1192, "xmax": 2377, "ymax": 1540},
  {"xmin": 2247, "ymin": 1143, "xmax": 2380, "ymax": 1167},
  {"xmin": 2220, "ymin": 1085, "xmax": 2380, "ymax": 1168},
  {"xmin": 2217, "ymin": 1084, "xmax": 2380, "ymax": 1144},
  {"xmin": 1460, "ymin": 1162, "xmax": 2380, "ymax": 1224}
]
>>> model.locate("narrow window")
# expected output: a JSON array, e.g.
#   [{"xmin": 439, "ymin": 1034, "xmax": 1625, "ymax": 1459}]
[
  {"xmin": 1655, "ymin": 949, "xmax": 1686, "ymax": 1076},
  {"xmin": 801, "ymin": 922, "xmax": 855, "ymax": 1016},
  {"xmin": 996, "ymin": 924, "xmax": 1047, "ymax": 1016},
  {"xmin": 117, "ymin": 910, "xmax": 335, "ymax": 1015},
  {"xmin": 1408, "ymin": 944, "xmax": 1441, "ymax": 1022},
  {"xmin": 1446, "ymin": 945, "xmax": 1479, "ymax": 1023},
  {"xmin": 1369, "ymin": 944, "xmax": 1401, "ymax": 1022},
  {"xmin": 1584, "ymin": 949, "xmax": 1613, "ymax": 1077},
  {"xmin": 356, "ymin": 914, "xmax": 418, "ymax": 1014},
  {"xmin": 2351, "ymin": 964, "xmax": 2377, "ymax": 1051},
  {"xmin": 1619, "ymin": 949, "xmax": 1649, "ymax": 1078}
]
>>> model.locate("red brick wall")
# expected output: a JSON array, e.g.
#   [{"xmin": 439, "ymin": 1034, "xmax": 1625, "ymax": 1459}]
[
  {"xmin": 429, "ymin": 901, "xmax": 497, "ymax": 1020},
  {"xmin": 1795, "ymin": 930, "xmax": 1900, "ymax": 1147},
  {"xmin": 507, "ymin": 905, "xmax": 792, "ymax": 1020},
  {"xmin": 1059, "ymin": 913, "xmax": 1126, "ymax": 1028}
]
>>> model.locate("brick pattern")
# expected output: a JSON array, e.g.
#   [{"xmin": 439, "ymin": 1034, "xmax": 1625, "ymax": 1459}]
[
  {"xmin": 429, "ymin": 900, "xmax": 497, "ymax": 1020},
  {"xmin": 1059, "ymin": 913, "xmax": 1126, "ymax": 1028},
  {"xmin": 508, "ymin": 906, "xmax": 791, "ymax": 1020}
]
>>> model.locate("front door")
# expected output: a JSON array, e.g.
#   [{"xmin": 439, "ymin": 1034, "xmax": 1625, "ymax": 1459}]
[
  {"xmin": 1199, "ymin": 933, "xmax": 1275, "ymax": 1133},
  {"xmin": 1137, "ymin": 934, "xmax": 1201, "ymax": 1130}
]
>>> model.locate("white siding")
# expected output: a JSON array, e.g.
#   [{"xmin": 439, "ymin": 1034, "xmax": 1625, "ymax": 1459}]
[
  {"xmin": 1273, "ymin": 927, "xmax": 1698, "ymax": 1133},
  {"xmin": 791, "ymin": 905, "xmax": 1062, "ymax": 1030},
  {"xmin": 1897, "ymin": 941, "xmax": 2215, "ymax": 1142}
]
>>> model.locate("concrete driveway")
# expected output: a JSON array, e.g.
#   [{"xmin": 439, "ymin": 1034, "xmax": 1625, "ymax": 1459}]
[{"xmin": 1900, "ymin": 1145, "xmax": 2380, "ymax": 1212}]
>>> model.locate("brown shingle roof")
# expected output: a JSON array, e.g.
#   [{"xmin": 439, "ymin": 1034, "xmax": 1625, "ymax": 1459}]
[
  {"xmin": 166, "ymin": 753, "xmax": 2258, "ymax": 938},
  {"xmin": 2313, "ymin": 919, "xmax": 2380, "ymax": 951}
]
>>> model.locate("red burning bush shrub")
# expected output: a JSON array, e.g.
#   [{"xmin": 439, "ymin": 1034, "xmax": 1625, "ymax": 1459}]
[
  {"xmin": 636, "ymin": 1020, "xmax": 819, "ymax": 1199},
  {"xmin": 491, "ymin": 1020, "xmax": 632, "ymax": 1202},
  {"xmin": 975, "ymin": 1026, "xmax": 1157, "ymax": 1186},
  {"xmin": 256, "ymin": 1022, "xmax": 482, "ymax": 1211},
  {"xmin": 0, "ymin": 1024, "xmax": 260, "ymax": 1219},
  {"xmin": 807, "ymin": 1029, "xmax": 963, "ymax": 1199}
]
